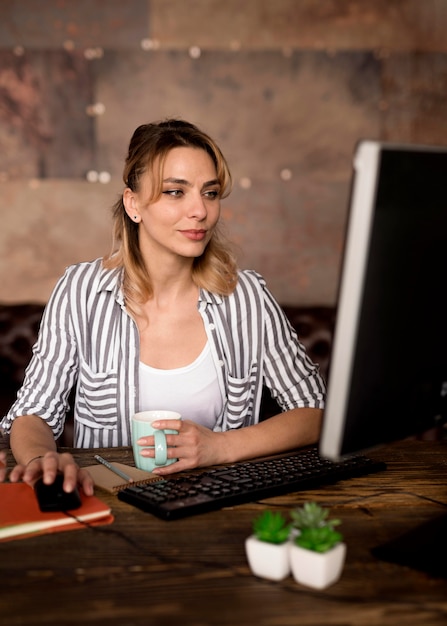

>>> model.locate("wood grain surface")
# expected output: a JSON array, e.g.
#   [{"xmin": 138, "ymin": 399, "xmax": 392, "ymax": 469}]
[{"xmin": 1, "ymin": 439, "xmax": 446, "ymax": 626}]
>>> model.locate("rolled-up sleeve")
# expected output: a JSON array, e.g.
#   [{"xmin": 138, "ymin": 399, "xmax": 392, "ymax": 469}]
[
  {"xmin": 1, "ymin": 272, "xmax": 78, "ymax": 440},
  {"xmin": 262, "ymin": 284, "xmax": 326, "ymax": 411}
]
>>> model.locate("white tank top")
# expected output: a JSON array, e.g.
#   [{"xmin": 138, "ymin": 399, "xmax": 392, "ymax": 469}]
[{"xmin": 138, "ymin": 342, "xmax": 223, "ymax": 429}]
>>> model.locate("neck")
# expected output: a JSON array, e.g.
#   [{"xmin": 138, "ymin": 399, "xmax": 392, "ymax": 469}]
[{"xmin": 144, "ymin": 259, "xmax": 197, "ymax": 306}]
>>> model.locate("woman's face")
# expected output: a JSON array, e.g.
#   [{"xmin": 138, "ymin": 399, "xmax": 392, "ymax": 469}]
[{"xmin": 124, "ymin": 146, "xmax": 221, "ymax": 262}]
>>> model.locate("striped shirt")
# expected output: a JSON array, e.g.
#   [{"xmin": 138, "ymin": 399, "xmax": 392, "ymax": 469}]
[{"xmin": 1, "ymin": 258, "xmax": 325, "ymax": 448}]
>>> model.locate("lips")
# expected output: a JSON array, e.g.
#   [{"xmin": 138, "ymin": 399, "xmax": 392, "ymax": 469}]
[{"xmin": 180, "ymin": 230, "xmax": 207, "ymax": 241}]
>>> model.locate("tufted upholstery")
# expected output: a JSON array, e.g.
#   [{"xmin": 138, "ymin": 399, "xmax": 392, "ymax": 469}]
[
  {"xmin": 0, "ymin": 304, "xmax": 45, "ymax": 417},
  {"xmin": 0, "ymin": 302, "xmax": 336, "ymax": 447}
]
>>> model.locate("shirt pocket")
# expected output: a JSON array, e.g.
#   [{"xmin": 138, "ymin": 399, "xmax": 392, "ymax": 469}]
[
  {"xmin": 226, "ymin": 365, "xmax": 259, "ymax": 427},
  {"xmin": 76, "ymin": 361, "xmax": 118, "ymax": 429}
]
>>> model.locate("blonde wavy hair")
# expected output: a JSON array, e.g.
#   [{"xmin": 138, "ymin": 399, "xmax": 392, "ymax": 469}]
[{"xmin": 103, "ymin": 119, "xmax": 238, "ymax": 316}]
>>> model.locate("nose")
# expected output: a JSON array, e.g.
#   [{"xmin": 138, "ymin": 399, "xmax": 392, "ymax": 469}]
[{"xmin": 187, "ymin": 191, "xmax": 208, "ymax": 220}]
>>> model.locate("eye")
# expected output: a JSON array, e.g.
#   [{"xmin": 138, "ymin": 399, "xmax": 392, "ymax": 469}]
[
  {"xmin": 163, "ymin": 189, "xmax": 183, "ymax": 197},
  {"xmin": 203, "ymin": 189, "xmax": 220, "ymax": 199}
]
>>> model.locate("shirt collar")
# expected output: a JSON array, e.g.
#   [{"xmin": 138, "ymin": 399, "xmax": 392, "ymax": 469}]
[
  {"xmin": 96, "ymin": 264, "xmax": 124, "ymax": 304},
  {"xmin": 199, "ymin": 288, "xmax": 223, "ymax": 306},
  {"xmin": 96, "ymin": 263, "xmax": 225, "ymax": 308}
]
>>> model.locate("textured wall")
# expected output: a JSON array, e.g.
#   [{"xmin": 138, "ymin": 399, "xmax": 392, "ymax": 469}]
[{"xmin": 1, "ymin": 0, "xmax": 446, "ymax": 305}]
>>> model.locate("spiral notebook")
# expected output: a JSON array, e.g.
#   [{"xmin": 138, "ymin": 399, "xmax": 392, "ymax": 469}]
[{"xmin": 85, "ymin": 462, "xmax": 162, "ymax": 494}]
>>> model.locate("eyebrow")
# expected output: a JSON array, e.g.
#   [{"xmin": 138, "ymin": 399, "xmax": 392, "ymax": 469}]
[{"xmin": 163, "ymin": 177, "xmax": 220, "ymax": 189}]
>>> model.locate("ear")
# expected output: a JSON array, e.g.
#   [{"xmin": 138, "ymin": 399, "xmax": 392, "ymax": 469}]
[{"xmin": 123, "ymin": 187, "xmax": 141, "ymax": 223}]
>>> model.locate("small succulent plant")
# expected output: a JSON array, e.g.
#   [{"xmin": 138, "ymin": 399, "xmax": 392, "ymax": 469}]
[
  {"xmin": 290, "ymin": 502, "xmax": 343, "ymax": 553},
  {"xmin": 252, "ymin": 510, "xmax": 291, "ymax": 545},
  {"xmin": 290, "ymin": 501, "xmax": 338, "ymax": 530},
  {"xmin": 293, "ymin": 525, "xmax": 343, "ymax": 553}
]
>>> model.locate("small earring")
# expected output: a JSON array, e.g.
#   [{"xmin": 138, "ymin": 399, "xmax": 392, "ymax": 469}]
[{"xmin": 133, "ymin": 215, "xmax": 138, "ymax": 221}]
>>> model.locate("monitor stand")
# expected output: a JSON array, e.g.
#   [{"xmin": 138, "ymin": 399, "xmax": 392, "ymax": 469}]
[{"xmin": 371, "ymin": 512, "xmax": 447, "ymax": 578}]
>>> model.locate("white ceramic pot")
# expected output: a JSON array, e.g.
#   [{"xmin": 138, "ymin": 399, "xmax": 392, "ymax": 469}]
[
  {"xmin": 289, "ymin": 542, "xmax": 346, "ymax": 589},
  {"xmin": 245, "ymin": 535, "xmax": 291, "ymax": 581}
]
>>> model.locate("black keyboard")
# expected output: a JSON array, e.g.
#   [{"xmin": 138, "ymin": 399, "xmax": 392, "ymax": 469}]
[{"xmin": 117, "ymin": 446, "xmax": 386, "ymax": 520}]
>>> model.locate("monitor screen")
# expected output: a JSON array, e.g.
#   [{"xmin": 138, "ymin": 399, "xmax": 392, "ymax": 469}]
[{"xmin": 320, "ymin": 140, "xmax": 447, "ymax": 461}]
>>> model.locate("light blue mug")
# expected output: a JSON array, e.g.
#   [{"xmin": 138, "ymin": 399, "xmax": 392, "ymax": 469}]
[{"xmin": 131, "ymin": 410, "xmax": 181, "ymax": 472}]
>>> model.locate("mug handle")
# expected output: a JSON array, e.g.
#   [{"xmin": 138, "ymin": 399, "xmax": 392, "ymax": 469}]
[{"xmin": 153, "ymin": 430, "xmax": 168, "ymax": 466}]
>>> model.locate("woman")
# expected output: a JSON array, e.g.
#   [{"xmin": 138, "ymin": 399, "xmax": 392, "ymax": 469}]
[
  {"xmin": 0, "ymin": 450, "xmax": 6, "ymax": 482},
  {"xmin": 1, "ymin": 119, "xmax": 325, "ymax": 496}
]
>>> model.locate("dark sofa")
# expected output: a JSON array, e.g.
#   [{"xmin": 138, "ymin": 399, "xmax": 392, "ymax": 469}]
[{"xmin": 0, "ymin": 302, "xmax": 336, "ymax": 448}]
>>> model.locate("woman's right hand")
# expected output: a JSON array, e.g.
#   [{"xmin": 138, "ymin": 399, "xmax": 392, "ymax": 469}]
[{"xmin": 8, "ymin": 450, "xmax": 94, "ymax": 496}]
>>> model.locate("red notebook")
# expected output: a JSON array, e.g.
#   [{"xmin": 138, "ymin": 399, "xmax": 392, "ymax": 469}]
[{"xmin": 0, "ymin": 482, "xmax": 114, "ymax": 542}]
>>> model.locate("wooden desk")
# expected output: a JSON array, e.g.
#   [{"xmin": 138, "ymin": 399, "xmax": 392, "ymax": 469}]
[{"xmin": 1, "ymin": 439, "xmax": 446, "ymax": 626}]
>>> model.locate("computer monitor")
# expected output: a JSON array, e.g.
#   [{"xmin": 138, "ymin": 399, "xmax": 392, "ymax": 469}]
[{"xmin": 320, "ymin": 140, "xmax": 447, "ymax": 461}]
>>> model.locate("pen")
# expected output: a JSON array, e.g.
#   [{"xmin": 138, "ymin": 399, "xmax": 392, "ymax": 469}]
[{"xmin": 94, "ymin": 454, "xmax": 134, "ymax": 483}]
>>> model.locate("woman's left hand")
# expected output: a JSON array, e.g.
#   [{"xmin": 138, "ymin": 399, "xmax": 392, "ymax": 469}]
[
  {"xmin": 137, "ymin": 419, "xmax": 227, "ymax": 475},
  {"xmin": 136, "ymin": 408, "xmax": 323, "ymax": 475}
]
